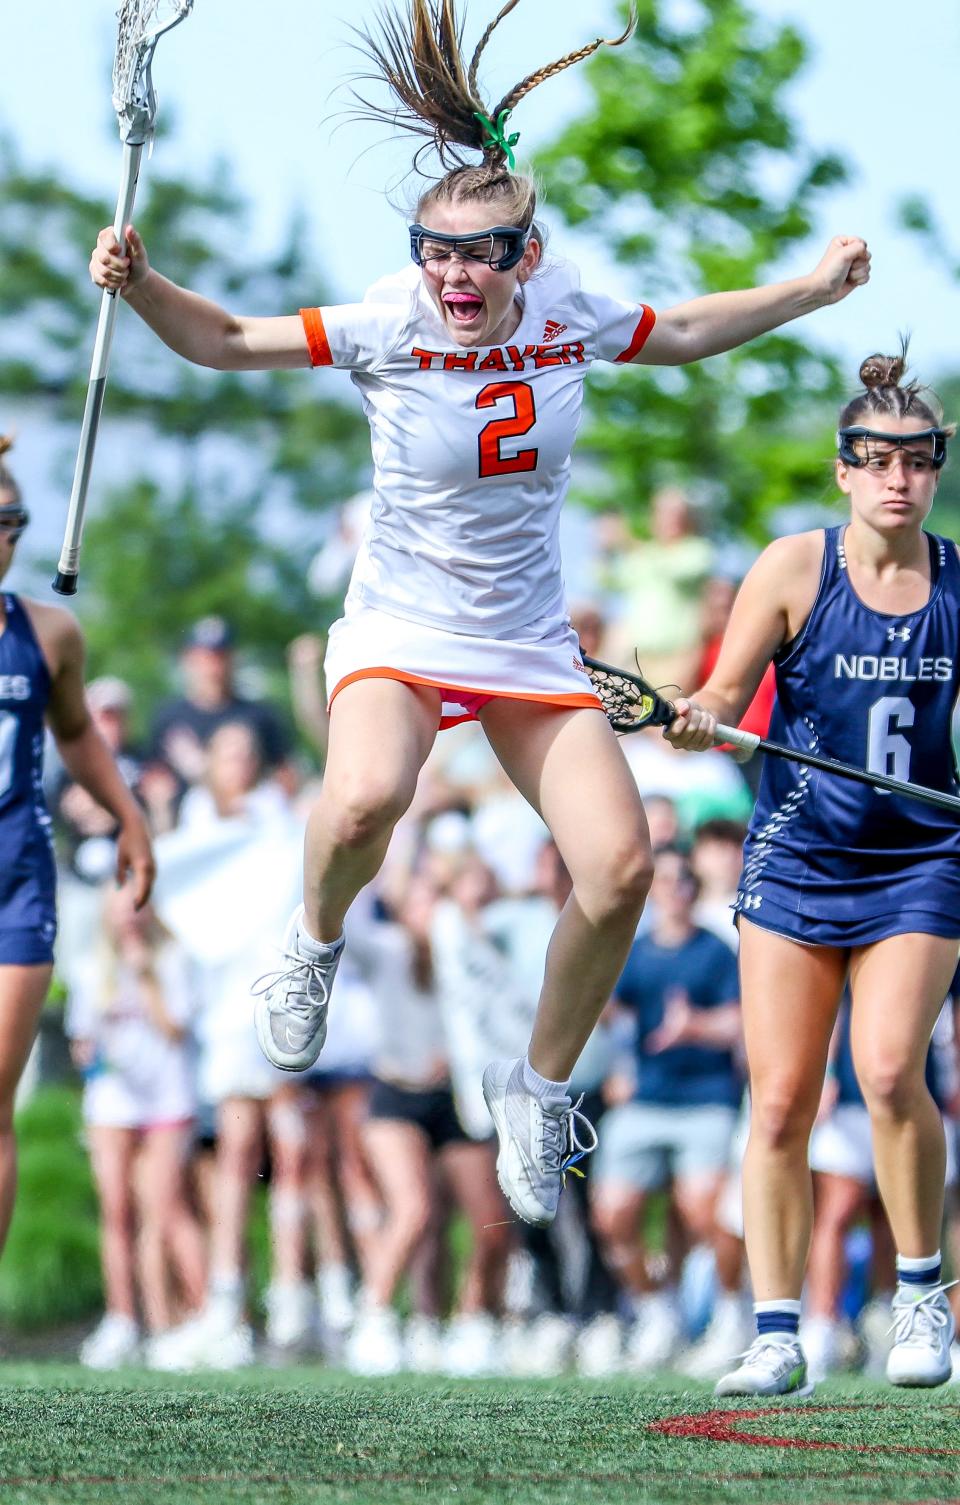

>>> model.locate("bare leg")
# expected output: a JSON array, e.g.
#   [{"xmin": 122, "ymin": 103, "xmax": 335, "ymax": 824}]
[
  {"xmin": 266, "ymin": 1085, "xmax": 309, "ymax": 1287},
  {"xmin": 209, "ymin": 1097, "xmax": 264, "ymax": 1290},
  {"xmin": 87, "ymin": 1126, "xmax": 138, "ymax": 1319},
  {"xmin": 0, "ymin": 964, "xmax": 51, "ymax": 1254},
  {"xmin": 438, "ymin": 1140, "xmax": 511, "ymax": 1314},
  {"xmin": 806, "ymin": 1172, "xmax": 868, "ymax": 1319},
  {"xmin": 480, "ymin": 703, "xmax": 652, "ymax": 1080},
  {"xmin": 328, "ymin": 1083, "xmax": 381, "ymax": 1282},
  {"xmin": 361, "ymin": 1119, "xmax": 435, "ymax": 1306},
  {"xmin": 738, "ymin": 921, "xmax": 847, "ymax": 1299},
  {"xmin": 591, "ymin": 1185, "xmax": 652, "ymax": 1297},
  {"xmin": 849, "ymin": 933, "xmax": 958, "ymax": 1258},
  {"xmin": 135, "ymin": 1125, "xmax": 206, "ymax": 1331},
  {"xmin": 303, "ymin": 680, "xmax": 440, "ymax": 941}
]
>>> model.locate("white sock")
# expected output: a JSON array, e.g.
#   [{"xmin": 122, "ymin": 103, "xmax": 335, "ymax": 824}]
[
  {"xmin": 522, "ymin": 1056, "xmax": 570, "ymax": 1103},
  {"xmin": 296, "ymin": 918, "xmax": 344, "ymax": 958}
]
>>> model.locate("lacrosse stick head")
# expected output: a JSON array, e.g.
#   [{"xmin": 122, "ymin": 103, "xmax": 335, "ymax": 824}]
[
  {"xmin": 113, "ymin": 0, "xmax": 193, "ymax": 145},
  {"xmin": 582, "ymin": 656, "xmax": 676, "ymax": 735}
]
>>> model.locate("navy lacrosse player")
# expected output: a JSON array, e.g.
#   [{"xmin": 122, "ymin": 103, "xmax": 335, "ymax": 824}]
[
  {"xmin": 668, "ymin": 347, "xmax": 959, "ymax": 1395},
  {"xmin": 0, "ymin": 437, "xmax": 154, "ymax": 1259}
]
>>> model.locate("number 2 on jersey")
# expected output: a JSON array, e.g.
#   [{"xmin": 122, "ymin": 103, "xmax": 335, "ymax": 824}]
[
  {"xmin": 0, "ymin": 711, "xmax": 16, "ymax": 800},
  {"xmin": 476, "ymin": 382, "xmax": 538, "ymax": 478}
]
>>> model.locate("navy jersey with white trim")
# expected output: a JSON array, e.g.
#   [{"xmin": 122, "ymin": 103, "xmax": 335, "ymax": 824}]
[
  {"xmin": 743, "ymin": 527, "xmax": 960, "ymax": 916},
  {"xmin": 0, "ymin": 594, "xmax": 54, "ymax": 915}
]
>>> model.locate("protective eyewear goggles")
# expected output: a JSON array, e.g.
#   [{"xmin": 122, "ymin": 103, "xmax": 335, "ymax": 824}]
[
  {"xmin": 837, "ymin": 426, "xmax": 948, "ymax": 471},
  {"xmin": 0, "ymin": 507, "xmax": 29, "ymax": 543},
  {"xmin": 409, "ymin": 223, "xmax": 530, "ymax": 273}
]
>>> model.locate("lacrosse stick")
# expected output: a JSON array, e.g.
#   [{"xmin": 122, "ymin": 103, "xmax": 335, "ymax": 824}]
[
  {"xmin": 53, "ymin": 0, "xmax": 194, "ymax": 596},
  {"xmin": 583, "ymin": 654, "xmax": 960, "ymax": 817}
]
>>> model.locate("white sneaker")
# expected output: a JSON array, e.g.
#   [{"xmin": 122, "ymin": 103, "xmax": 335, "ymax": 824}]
[
  {"xmin": 623, "ymin": 1292, "xmax": 683, "ymax": 1373},
  {"xmin": 79, "ymin": 1312, "xmax": 140, "ymax": 1370},
  {"xmin": 143, "ymin": 1306, "xmax": 254, "ymax": 1371},
  {"xmin": 509, "ymin": 1313, "xmax": 575, "ymax": 1378},
  {"xmin": 858, "ymin": 1294, "xmax": 895, "ymax": 1379},
  {"xmin": 575, "ymin": 1314, "xmax": 624, "ymax": 1377},
  {"xmin": 265, "ymin": 1280, "xmax": 316, "ymax": 1353},
  {"xmin": 252, "ymin": 907, "xmax": 342, "ymax": 1072},
  {"xmin": 715, "ymin": 1334, "xmax": 814, "ymax": 1397},
  {"xmin": 949, "ymin": 1340, "xmax": 960, "ymax": 1384},
  {"xmin": 680, "ymin": 1296, "xmax": 753, "ymax": 1380},
  {"xmin": 886, "ymin": 1285, "xmax": 956, "ymax": 1387},
  {"xmin": 799, "ymin": 1314, "xmax": 844, "ymax": 1383},
  {"xmin": 444, "ymin": 1312, "xmax": 501, "ymax": 1378},
  {"xmin": 345, "ymin": 1303, "xmax": 404, "ymax": 1376},
  {"xmin": 317, "ymin": 1263, "xmax": 355, "ymax": 1337},
  {"xmin": 481, "ymin": 1059, "xmax": 597, "ymax": 1228},
  {"xmin": 405, "ymin": 1315, "xmax": 445, "ymax": 1374}
]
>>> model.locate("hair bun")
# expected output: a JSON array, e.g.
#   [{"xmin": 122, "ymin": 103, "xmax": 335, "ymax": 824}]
[
  {"xmin": 0, "ymin": 435, "xmax": 14, "ymax": 459},
  {"xmin": 859, "ymin": 353, "xmax": 906, "ymax": 391}
]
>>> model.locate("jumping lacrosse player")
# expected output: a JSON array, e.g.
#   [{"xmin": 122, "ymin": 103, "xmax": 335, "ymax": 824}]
[
  {"xmin": 0, "ymin": 436, "xmax": 154, "ymax": 1257},
  {"xmin": 89, "ymin": 0, "xmax": 870, "ymax": 1230},
  {"xmin": 667, "ymin": 347, "xmax": 959, "ymax": 1394}
]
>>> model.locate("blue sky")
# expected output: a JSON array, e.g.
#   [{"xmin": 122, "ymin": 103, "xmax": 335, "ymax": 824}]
[
  {"xmin": 5, "ymin": 0, "xmax": 960, "ymax": 373},
  {"xmin": 4, "ymin": 1, "xmax": 960, "ymax": 580}
]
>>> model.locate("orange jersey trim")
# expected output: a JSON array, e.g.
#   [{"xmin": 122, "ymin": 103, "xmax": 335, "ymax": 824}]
[
  {"xmin": 328, "ymin": 666, "xmax": 602, "ymax": 719},
  {"xmin": 299, "ymin": 307, "xmax": 333, "ymax": 367},
  {"xmin": 615, "ymin": 304, "xmax": 657, "ymax": 364}
]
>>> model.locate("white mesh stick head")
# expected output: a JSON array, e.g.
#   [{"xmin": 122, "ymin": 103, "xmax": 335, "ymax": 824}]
[{"xmin": 112, "ymin": 0, "xmax": 194, "ymax": 145}]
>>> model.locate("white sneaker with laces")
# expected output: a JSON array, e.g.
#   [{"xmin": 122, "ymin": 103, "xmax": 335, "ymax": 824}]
[
  {"xmin": 252, "ymin": 906, "xmax": 342, "ymax": 1072},
  {"xmin": 481, "ymin": 1058, "xmax": 597, "ymax": 1228},
  {"xmin": 79, "ymin": 1312, "xmax": 140, "ymax": 1370},
  {"xmin": 714, "ymin": 1334, "xmax": 814, "ymax": 1397},
  {"xmin": 886, "ymin": 1285, "xmax": 956, "ymax": 1387}
]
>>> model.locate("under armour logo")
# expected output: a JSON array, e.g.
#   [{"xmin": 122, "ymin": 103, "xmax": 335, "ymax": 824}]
[
  {"xmin": 887, "ymin": 626, "xmax": 912, "ymax": 642},
  {"xmin": 739, "ymin": 892, "xmax": 762, "ymax": 911},
  {"xmin": 543, "ymin": 319, "xmax": 568, "ymax": 342}
]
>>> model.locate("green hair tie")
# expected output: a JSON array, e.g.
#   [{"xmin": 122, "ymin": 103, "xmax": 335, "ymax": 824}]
[{"xmin": 473, "ymin": 108, "xmax": 521, "ymax": 171}]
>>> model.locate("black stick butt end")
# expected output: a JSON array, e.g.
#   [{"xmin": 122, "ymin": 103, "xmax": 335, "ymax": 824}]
[{"xmin": 52, "ymin": 571, "xmax": 79, "ymax": 596}]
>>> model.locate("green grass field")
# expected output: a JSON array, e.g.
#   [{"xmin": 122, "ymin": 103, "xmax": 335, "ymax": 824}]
[{"xmin": 0, "ymin": 1366, "xmax": 957, "ymax": 1505}]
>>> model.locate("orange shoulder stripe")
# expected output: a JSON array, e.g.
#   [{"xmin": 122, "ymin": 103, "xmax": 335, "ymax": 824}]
[
  {"xmin": 299, "ymin": 307, "xmax": 333, "ymax": 367},
  {"xmin": 615, "ymin": 304, "xmax": 657, "ymax": 363}
]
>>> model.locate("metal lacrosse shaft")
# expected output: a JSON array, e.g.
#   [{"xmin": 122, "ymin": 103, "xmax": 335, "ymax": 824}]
[
  {"xmin": 714, "ymin": 722, "xmax": 960, "ymax": 815},
  {"xmin": 53, "ymin": 0, "xmax": 193, "ymax": 595},
  {"xmin": 53, "ymin": 145, "xmax": 142, "ymax": 595},
  {"xmin": 582, "ymin": 656, "xmax": 960, "ymax": 817}
]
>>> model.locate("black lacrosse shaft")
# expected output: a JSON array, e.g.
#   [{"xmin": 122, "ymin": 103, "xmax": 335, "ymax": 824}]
[{"xmin": 748, "ymin": 735, "xmax": 960, "ymax": 815}]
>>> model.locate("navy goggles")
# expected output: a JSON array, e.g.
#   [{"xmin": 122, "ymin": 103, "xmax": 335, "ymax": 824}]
[
  {"xmin": 0, "ymin": 508, "xmax": 29, "ymax": 543},
  {"xmin": 837, "ymin": 426, "xmax": 948, "ymax": 471},
  {"xmin": 409, "ymin": 223, "xmax": 530, "ymax": 273}
]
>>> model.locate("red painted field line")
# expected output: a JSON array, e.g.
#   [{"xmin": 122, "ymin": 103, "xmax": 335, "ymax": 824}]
[{"xmin": 650, "ymin": 1405, "xmax": 960, "ymax": 1455}]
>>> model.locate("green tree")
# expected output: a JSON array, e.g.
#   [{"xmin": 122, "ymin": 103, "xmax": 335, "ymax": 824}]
[
  {"xmin": 0, "ymin": 130, "xmax": 369, "ymax": 710},
  {"xmin": 535, "ymin": 0, "xmax": 849, "ymax": 534}
]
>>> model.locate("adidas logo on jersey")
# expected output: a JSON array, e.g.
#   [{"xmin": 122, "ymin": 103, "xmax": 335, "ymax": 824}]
[{"xmin": 543, "ymin": 319, "xmax": 568, "ymax": 342}]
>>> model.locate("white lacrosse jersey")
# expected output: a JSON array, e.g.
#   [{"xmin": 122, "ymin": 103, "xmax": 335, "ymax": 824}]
[{"xmin": 300, "ymin": 258, "xmax": 655, "ymax": 636}]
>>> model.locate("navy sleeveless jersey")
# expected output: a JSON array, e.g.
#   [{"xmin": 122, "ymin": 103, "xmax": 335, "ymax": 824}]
[
  {"xmin": 738, "ymin": 527, "xmax": 960, "ymax": 928},
  {"xmin": 0, "ymin": 595, "xmax": 56, "ymax": 936}
]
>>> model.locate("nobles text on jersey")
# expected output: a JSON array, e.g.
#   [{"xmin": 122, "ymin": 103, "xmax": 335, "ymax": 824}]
[{"xmin": 833, "ymin": 655, "xmax": 953, "ymax": 682}]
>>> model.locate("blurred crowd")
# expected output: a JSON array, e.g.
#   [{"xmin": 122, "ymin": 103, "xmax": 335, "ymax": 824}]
[{"xmin": 30, "ymin": 491, "xmax": 960, "ymax": 1381}]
